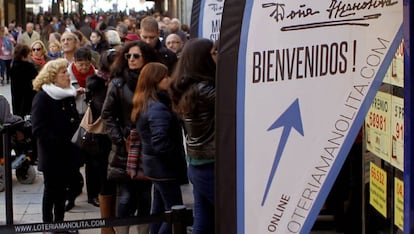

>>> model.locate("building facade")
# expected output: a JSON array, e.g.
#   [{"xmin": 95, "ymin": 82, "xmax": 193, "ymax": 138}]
[{"xmin": 0, "ymin": 0, "xmax": 193, "ymax": 27}]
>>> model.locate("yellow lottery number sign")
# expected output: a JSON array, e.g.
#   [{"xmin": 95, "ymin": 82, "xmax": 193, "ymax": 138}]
[
  {"xmin": 394, "ymin": 178, "xmax": 403, "ymax": 231},
  {"xmin": 370, "ymin": 162, "xmax": 387, "ymax": 217}
]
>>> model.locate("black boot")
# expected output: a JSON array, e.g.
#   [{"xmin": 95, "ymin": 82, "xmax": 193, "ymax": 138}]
[
  {"xmin": 64, "ymin": 200, "xmax": 75, "ymax": 211},
  {"xmin": 87, "ymin": 197, "xmax": 100, "ymax": 207}
]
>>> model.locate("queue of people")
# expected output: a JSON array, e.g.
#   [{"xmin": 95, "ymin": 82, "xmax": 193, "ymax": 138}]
[{"xmin": 2, "ymin": 11, "xmax": 216, "ymax": 234}]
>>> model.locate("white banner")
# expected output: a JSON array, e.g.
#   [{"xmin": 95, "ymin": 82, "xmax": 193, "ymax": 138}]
[
  {"xmin": 237, "ymin": 1, "xmax": 402, "ymax": 233},
  {"xmin": 199, "ymin": 0, "xmax": 224, "ymax": 41}
]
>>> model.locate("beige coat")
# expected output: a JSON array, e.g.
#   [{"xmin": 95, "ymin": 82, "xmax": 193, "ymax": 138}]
[{"xmin": 20, "ymin": 31, "xmax": 41, "ymax": 47}]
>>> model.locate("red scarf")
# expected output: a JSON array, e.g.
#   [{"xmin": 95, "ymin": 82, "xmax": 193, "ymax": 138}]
[
  {"xmin": 31, "ymin": 55, "xmax": 46, "ymax": 67},
  {"xmin": 71, "ymin": 64, "xmax": 95, "ymax": 88}
]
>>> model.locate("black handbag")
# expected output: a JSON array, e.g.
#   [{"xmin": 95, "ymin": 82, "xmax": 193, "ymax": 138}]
[
  {"xmin": 71, "ymin": 105, "xmax": 106, "ymax": 155},
  {"xmin": 107, "ymin": 165, "xmax": 129, "ymax": 181}
]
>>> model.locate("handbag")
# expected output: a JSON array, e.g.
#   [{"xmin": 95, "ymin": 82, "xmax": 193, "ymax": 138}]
[
  {"xmin": 107, "ymin": 149, "xmax": 129, "ymax": 181},
  {"xmin": 80, "ymin": 104, "xmax": 105, "ymax": 134},
  {"xmin": 71, "ymin": 105, "xmax": 106, "ymax": 155},
  {"xmin": 107, "ymin": 165, "xmax": 129, "ymax": 181}
]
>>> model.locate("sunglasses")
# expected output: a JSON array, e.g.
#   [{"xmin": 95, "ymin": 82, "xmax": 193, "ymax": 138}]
[
  {"xmin": 124, "ymin": 53, "xmax": 141, "ymax": 60},
  {"xmin": 32, "ymin": 48, "xmax": 42, "ymax": 51}
]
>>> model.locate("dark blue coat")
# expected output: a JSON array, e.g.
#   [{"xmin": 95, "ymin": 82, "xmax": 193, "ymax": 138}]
[{"xmin": 136, "ymin": 92, "xmax": 187, "ymax": 184}]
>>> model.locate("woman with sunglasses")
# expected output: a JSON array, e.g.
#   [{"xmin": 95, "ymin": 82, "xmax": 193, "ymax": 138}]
[
  {"xmin": 102, "ymin": 40, "xmax": 159, "ymax": 234},
  {"xmin": 29, "ymin": 40, "xmax": 49, "ymax": 72}
]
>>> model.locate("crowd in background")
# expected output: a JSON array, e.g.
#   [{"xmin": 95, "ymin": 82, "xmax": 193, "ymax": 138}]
[{"xmin": 0, "ymin": 9, "xmax": 215, "ymax": 234}]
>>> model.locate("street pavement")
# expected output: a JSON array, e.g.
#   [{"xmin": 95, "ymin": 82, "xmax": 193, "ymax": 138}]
[{"xmin": 0, "ymin": 83, "xmax": 194, "ymax": 233}]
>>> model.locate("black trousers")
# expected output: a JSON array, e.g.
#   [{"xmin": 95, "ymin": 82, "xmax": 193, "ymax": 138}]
[
  {"xmin": 65, "ymin": 169, "xmax": 84, "ymax": 203},
  {"xmin": 43, "ymin": 169, "xmax": 75, "ymax": 222}
]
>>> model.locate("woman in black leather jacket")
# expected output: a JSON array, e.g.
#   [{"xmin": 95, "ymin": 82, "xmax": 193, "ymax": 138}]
[
  {"xmin": 101, "ymin": 41, "xmax": 158, "ymax": 234},
  {"xmin": 169, "ymin": 38, "xmax": 217, "ymax": 234}
]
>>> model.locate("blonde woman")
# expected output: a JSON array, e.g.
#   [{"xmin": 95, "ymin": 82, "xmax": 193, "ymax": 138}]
[
  {"xmin": 29, "ymin": 40, "xmax": 49, "ymax": 71},
  {"xmin": 31, "ymin": 58, "xmax": 81, "ymax": 227}
]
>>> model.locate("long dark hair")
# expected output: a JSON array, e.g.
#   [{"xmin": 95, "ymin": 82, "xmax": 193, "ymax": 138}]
[
  {"xmin": 169, "ymin": 38, "xmax": 216, "ymax": 115},
  {"xmin": 91, "ymin": 30, "xmax": 110, "ymax": 54},
  {"xmin": 110, "ymin": 40, "xmax": 158, "ymax": 78}
]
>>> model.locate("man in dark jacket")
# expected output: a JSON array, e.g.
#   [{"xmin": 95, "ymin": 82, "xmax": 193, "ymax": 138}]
[{"xmin": 139, "ymin": 16, "xmax": 178, "ymax": 74}]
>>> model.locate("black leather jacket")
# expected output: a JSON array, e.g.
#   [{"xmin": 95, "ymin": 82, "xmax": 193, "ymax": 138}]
[
  {"xmin": 101, "ymin": 76, "xmax": 134, "ymax": 171},
  {"xmin": 183, "ymin": 81, "xmax": 215, "ymax": 160},
  {"xmin": 102, "ymin": 78, "xmax": 133, "ymax": 145}
]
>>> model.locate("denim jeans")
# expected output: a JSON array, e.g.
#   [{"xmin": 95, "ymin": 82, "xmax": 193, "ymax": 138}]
[
  {"xmin": 116, "ymin": 180, "xmax": 152, "ymax": 217},
  {"xmin": 151, "ymin": 180, "xmax": 184, "ymax": 234},
  {"xmin": 188, "ymin": 163, "xmax": 215, "ymax": 234}
]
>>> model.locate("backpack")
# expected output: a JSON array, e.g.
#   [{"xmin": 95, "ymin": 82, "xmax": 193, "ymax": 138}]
[{"xmin": 1, "ymin": 37, "xmax": 13, "ymax": 56}]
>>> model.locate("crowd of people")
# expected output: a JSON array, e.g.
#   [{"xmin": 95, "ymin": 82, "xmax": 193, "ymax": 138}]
[{"xmin": 0, "ymin": 10, "xmax": 216, "ymax": 234}]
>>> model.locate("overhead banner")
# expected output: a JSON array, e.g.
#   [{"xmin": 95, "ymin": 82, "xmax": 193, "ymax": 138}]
[
  {"xmin": 189, "ymin": 0, "xmax": 224, "ymax": 40},
  {"xmin": 217, "ymin": 1, "xmax": 402, "ymax": 233}
]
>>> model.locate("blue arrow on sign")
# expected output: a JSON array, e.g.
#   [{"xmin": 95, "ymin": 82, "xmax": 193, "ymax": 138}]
[{"xmin": 261, "ymin": 98, "xmax": 304, "ymax": 206}]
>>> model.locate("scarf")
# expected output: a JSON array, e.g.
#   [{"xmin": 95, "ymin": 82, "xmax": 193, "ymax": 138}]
[
  {"xmin": 71, "ymin": 64, "xmax": 95, "ymax": 88},
  {"xmin": 48, "ymin": 51, "xmax": 62, "ymax": 60},
  {"xmin": 31, "ymin": 55, "xmax": 46, "ymax": 67},
  {"xmin": 42, "ymin": 83, "xmax": 77, "ymax": 100},
  {"xmin": 125, "ymin": 69, "xmax": 140, "ymax": 92},
  {"xmin": 97, "ymin": 70, "xmax": 110, "ymax": 82}
]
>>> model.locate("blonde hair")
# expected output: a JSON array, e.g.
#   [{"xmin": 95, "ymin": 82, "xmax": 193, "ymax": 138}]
[
  {"xmin": 30, "ymin": 40, "xmax": 47, "ymax": 56},
  {"xmin": 48, "ymin": 40, "xmax": 62, "ymax": 50},
  {"xmin": 33, "ymin": 58, "xmax": 68, "ymax": 91}
]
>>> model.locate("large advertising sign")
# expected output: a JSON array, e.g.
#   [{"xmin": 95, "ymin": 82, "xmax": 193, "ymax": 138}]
[
  {"xmin": 217, "ymin": 1, "xmax": 403, "ymax": 233},
  {"xmin": 190, "ymin": 0, "xmax": 225, "ymax": 40}
]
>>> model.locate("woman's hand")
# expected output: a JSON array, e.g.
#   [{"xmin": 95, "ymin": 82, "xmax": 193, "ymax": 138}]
[
  {"xmin": 127, "ymin": 169, "xmax": 136, "ymax": 179},
  {"xmin": 76, "ymin": 87, "xmax": 86, "ymax": 95}
]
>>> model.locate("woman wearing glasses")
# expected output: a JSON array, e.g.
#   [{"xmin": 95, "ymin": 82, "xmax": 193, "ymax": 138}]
[
  {"xmin": 102, "ymin": 41, "xmax": 158, "ymax": 234},
  {"xmin": 29, "ymin": 40, "xmax": 49, "ymax": 72}
]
